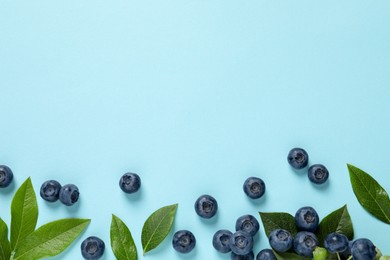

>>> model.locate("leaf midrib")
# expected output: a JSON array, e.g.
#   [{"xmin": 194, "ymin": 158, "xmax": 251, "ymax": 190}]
[
  {"xmin": 143, "ymin": 211, "xmax": 172, "ymax": 254},
  {"xmin": 12, "ymin": 183, "xmax": 30, "ymax": 250},
  {"xmin": 113, "ymin": 217, "xmax": 131, "ymax": 260}
]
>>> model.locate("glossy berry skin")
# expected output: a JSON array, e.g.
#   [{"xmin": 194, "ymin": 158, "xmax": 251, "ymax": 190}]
[
  {"xmin": 269, "ymin": 229, "xmax": 293, "ymax": 253},
  {"xmin": 351, "ymin": 238, "xmax": 376, "ymax": 260},
  {"xmin": 229, "ymin": 231, "xmax": 254, "ymax": 256},
  {"xmin": 59, "ymin": 184, "xmax": 79, "ymax": 206},
  {"xmin": 295, "ymin": 206, "xmax": 319, "ymax": 232},
  {"xmin": 0, "ymin": 165, "xmax": 13, "ymax": 188},
  {"xmin": 293, "ymin": 231, "xmax": 318, "ymax": 257},
  {"xmin": 243, "ymin": 177, "xmax": 266, "ymax": 199},
  {"xmin": 119, "ymin": 172, "xmax": 141, "ymax": 194},
  {"xmin": 194, "ymin": 194, "xmax": 218, "ymax": 219},
  {"xmin": 235, "ymin": 215, "xmax": 260, "ymax": 237},
  {"xmin": 256, "ymin": 249, "xmax": 276, "ymax": 260},
  {"xmin": 213, "ymin": 229, "xmax": 233, "ymax": 253},
  {"xmin": 40, "ymin": 180, "xmax": 62, "ymax": 202},
  {"xmin": 231, "ymin": 251, "xmax": 254, "ymax": 260},
  {"xmin": 308, "ymin": 164, "xmax": 329, "ymax": 184},
  {"xmin": 172, "ymin": 230, "xmax": 196, "ymax": 254},
  {"xmin": 81, "ymin": 236, "xmax": 105, "ymax": 259},
  {"xmin": 287, "ymin": 148, "xmax": 309, "ymax": 169},
  {"xmin": 324, "ymin": 233, "xmax": 349, "ymax": 254}
]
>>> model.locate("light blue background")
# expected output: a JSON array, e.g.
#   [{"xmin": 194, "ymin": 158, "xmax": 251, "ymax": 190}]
[{"xmin": 1, "ymin": 1, "xmax": 390, "ymax": 259}]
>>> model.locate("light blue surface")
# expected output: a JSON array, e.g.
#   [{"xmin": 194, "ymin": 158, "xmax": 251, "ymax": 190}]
[{"xmin": 1, "ymin": 1, "xmax": 390, "ymax": 259}]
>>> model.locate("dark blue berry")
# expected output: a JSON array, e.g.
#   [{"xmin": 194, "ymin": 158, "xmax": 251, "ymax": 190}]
[
  {"xmin": 40, "ymin": 180, "xmax": 62, "ymax": 202},
  {"xmin": 324, "ymin": 233, "xmax": 349, "ymax": 254},
  {"xmin": 81, "ymin": 236, "xmax": 105, "ymax": 260},
  {"xmin": 287, "ymin": 148, "xmax": 309, "ymax": 169},
  {"xmin": 293, "ymin": 231, "xmax": 318, "ymax": 257},
  {"xmin": 308, "ymin": 164, "xmax": 329, "ymax": 184},
  {"xmin": 229, "ymin": 231, "xmax": 254, "ymax": 256},
  {"xmin": 256, "ymin": 249, "xmax": 276, "ymax": 260},
  {"xmin": 213, "ymin": 229, "xmax": 233, "ymax": 253},
  {"xmin": 351, "ymin": 238, "xmax": 376, "ymax": 260},
  {"xmin": 194, "ymin": 194, "xmax": 218, "ymax": 219},
  {"xmin": 235, "ymin": 215, "xmax": 260, "ymax": 237},
  {"xmin": 0, "ymin": 165, "xmax": 13, "ymax": 188},
  {"xmin": 243, "ymin": 177, "xmax": 266, "ymax": 199},
  {"xmin": 231, "ymin": 251, "xmax": 254, "ymax": 260},
  {"xmin": 59, "ymin": 184, "xmax": 79, "ymax": 206},
  {"xmin": 119, "ymin": 172, "xmax": 141, "ymax": 194},
  {"xmin": 172, "ymin": 230, "xmax": 196, "ymax": 254},
  {"xmin": 295, "ymin": 206, "xmax": 319, "ymax": 232},
  {"xmin": 269, "ymin": 229, "xmax": 293, "ymax": 253}
]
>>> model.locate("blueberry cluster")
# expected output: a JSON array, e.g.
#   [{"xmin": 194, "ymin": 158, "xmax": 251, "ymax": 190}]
[{"xmin": 40, "ymin": 180, "xmax": 80, "ymax": 206}]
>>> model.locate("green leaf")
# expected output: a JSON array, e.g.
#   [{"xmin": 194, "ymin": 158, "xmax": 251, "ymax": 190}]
[
  {"xmin": 316, "ymin": 205, "xmax": 354, "ymax": 246},
  {"xmin": 273, "ymin": 250, "xmax": 311, "ymax": 260},
  {"xmin": 141, "ymin": 203, "xmax": 178, "ymax": 254},
  {"xmin": 110, "ymin": 214, "xmax": 137, "ymax": 260},
  {"xmin": 13, "ymin": 218, "xmax": 90, "ymax": 260},
  {"xmin": 347, "ymin": 164, "xmax": 390, "ymax": 224},
  {"xmin": 380, "ymin": 256, "xmax": 390, "ymax": 260},
  {"xmin": 0, "ymin": 218, "xmax": 11, "ymax": 260},
  {"xmin": 259, "ymin": 212, "xmax": 298, "ymax": 237},
  {"xmin": 10, "ymin": 177, "xmax": 38, "ymax": 250}
]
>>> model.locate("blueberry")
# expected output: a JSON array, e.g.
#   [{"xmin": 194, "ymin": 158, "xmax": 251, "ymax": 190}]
[
  {"xmin": 194, "ymin": 194, "xmax": 218, "ymax": 219},
  {"xmin": 40, "ymin": 180, "xmax": 62, "ymax": 202},
  {"xmin": 308, "ymin": 164, "xmax": 329, "ymax": 184},
  {"xmin": 0, "ymin": 165, "xmax": 13, "ymax": 188},
  {"xmin": 81, "ymin": 236, "xmax": 105, "ymax": 260},
  {"xmin": 324, "ymin": 233, "xmax": 349, "ymax": 254},
  {"xmin": 256, "ymin": 249, "xmax": 276, "ymax": 260},
  {"xmin": 351, "ymin": 238, "xmax": 376, "ymax": 260},
  {"xmin": 119, "ymin": 172, "xmax": 141, "ymax": 194},
  {"xmin": 229, "ymin": 231, "xmax": 254, "ymax": 256},
  {"xmin": 269, "ymin": 229, "xmax": 293, "ymax": 253},
  {"xmin": 231, "ymin": 251, "xmax": 254, "ymax": 260},
  {"xmin": 293, "ymin": 231, "xmax": 318, "ymax": 257},
  {"xmin": 172, "ymin": 230, "xmax": 196, "ymax": 254},
  {"xmin": 235, "ymin": 215, "xmax": 260, "ymax": 237},
  {"xmin": 243, "ymin": 177, "xmax": 266, "ymax": 199},
  {"xmin": 213, "ymin": 229, "xmax": 233, "ymax": 253},
  {"xmin": 295, "ymin": 206, "xmax": 319, "ymax": 232},
  {"xmin": 287, "ymin": 148, "xmax": 309, "ymax": 169},
  {"xmin": 59, "ymin": 184, "xmax": 79, "ymax": 206}
]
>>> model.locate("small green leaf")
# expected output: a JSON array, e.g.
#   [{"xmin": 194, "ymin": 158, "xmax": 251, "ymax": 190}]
[
  {"xmin": 259, "ymin": 212, "xmax": 298, "ymax": 237},
  {"xmin": 316, "ymin": 205, "xmax": 354, "ymax": 246},
  {"xmin": 13, "ymin": 218, "xmax": 90, "ymax": 260},
  {"xmin": 379, "ymin": 256, "xmax": 390, "ymax": 260},
  {"xmin": 10, "ymin": 177, "xmax": 38, "ymax": 250},
  {"xmin": 111, "ymin": 214, "xmax": 137, "ymax": 260},
  {"xmin": 273, "ymin": 250, "xmax": 311, "ymax": 260},
  {"xmin": 347, "ymin": 164, "xmax": 390, "ymax": 224},
  {"xmin": 0, "ymin": 218, "xmax": 11, "ymax": 260},
  {"xmin": 141, "ymin": 203, "xmax": 178, "ymax": 254}
]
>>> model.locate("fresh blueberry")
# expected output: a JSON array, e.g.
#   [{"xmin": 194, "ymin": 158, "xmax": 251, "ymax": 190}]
[
  {"xmin": 324, "ymin": 233, "xmax": 349, "ymax": 254},
  {"xmin": 213, "ymin": 229, "xmax": 233, "ymax": 253},
  {"xmin": 269, "ymin": 229, "xmax": 293, "ymax": 253},
  {"xmin": 243, "ymin": 177, "xmax": 266, "ymax": 199},
  {"xmin": 81, "ymin": 236, "xmax": 105, "ymax": 260},
  {"xmin": 287, "ymin": 148, "xmax": 309, "ymax": 169},
  {"xmin": 0, "ymin": 165, "xmax": 13, "ymax": 188},
  {"xmin": 172, "ymin": 230, "xmax": 196, "ymax": 254},
  {"xmin": 339, "ymin": 241, "xmax": 352, "ymax": 259},
  {"xmin": 293, "ymin": 231, "xmax": 318, "ymax": 257},
  {"xmin": 40, "ymin": 180, "xmax": 62, "ymax": 202},
  {"xmin": 351, "ymin": 238, "xmax": 376, "ymax": 260},
  {"xmin": 231, "ymin": 251, "xmax": 254, "ymax": 260},
  {"xmin": 295, "ymin": 206, "xmax": 319, "ymax": 232},
  {"xmin": 59, "ymin": 184, "xmax": 79, "ymax": 206},
  {"xmin": 256, "ymin": 249, "xmax": 276, "ymax": 260},
  {"xmin": 229, "ymin": 231, "xmax": 254, "ymax": 256},
  {"xmin": 308, "ymin": 164, "xmax": 329, "ymax": 184},
  {"xmin": 235, "ymin": 215, "xmax": 260, "ymax": 237},
  {"xmin": 119, "ymin": 172, "xmax": 141, "ymax": 194},
  {"xmin": 194, "ymin": 194, "xmax": 218, "ymax": 219}
]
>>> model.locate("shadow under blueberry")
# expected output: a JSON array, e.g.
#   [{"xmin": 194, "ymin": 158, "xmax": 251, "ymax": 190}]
[
  {"xmin": 247, "ymin": 192, "xmax": 267, "ymax": 207},
  {"xmin": 310, "ymin": 178, "xmax": 331, "ymax": 190},
  {"xmin": 0, "ymin": 180, "xmax": 15, "ymax": 195},
  {"xmin": 123, "ymin": 187, "xmax": 144, "ymax": 202},
  {"xmin": 199, "ymin": 212, "xmax": 219, "ymax": 225},
  {"xmin": 64, "ymin": 198, "xmax": 81, "ymax": 213},
  {"xmin": 173, "ymin": 244, "xmax": 198, "ymax": 259}
]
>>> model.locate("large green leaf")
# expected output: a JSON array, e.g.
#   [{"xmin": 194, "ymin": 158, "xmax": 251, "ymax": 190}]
[
  {"xmin": 10, "ymin": 177, "xmax": 38, "ymax": 250},
  {"xmin": 141, "ymin": 203, "xmax": 178, "ymax": 254},
  {"xmin": 0, "ymin": 218, "xmax": 11, "ymax": 260},
  {"xmin": 259, "ymin": 212, "xmax": 298, "ymax": 237},
  {"xmin": 13, "ymin": 218, "xmax": 90, "ymax": 260},
  {"xmin": 111, "ymin": 214, "xmax": 137, "ymax": 260},
  {"xmin": 347, "ymin": 164, "xmax": 390, "ymax": 224},
  {"xmin": 316, "ymin": 205, "xmax": 354, "ymax": 246}
]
